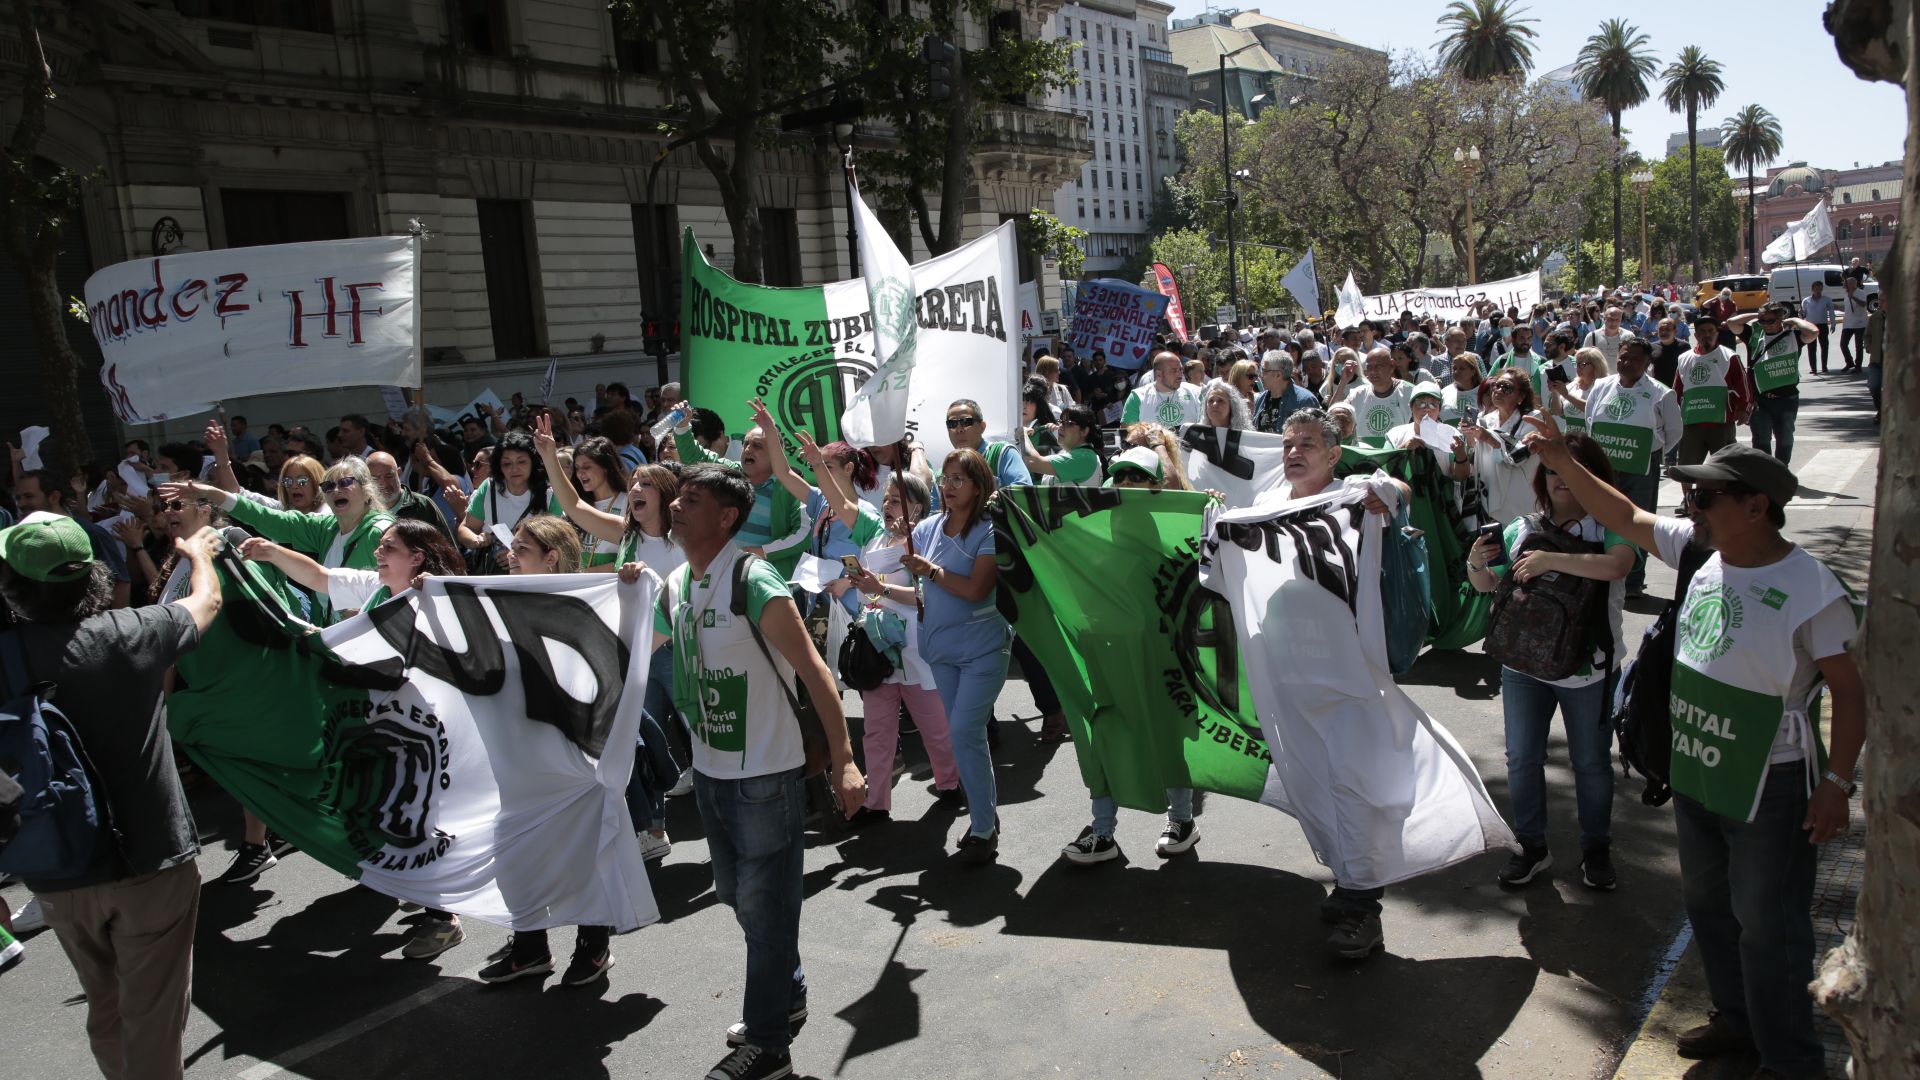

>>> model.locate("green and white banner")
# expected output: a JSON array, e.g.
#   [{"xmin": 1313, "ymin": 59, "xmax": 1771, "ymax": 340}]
[
  {"xmin": 681, "ymin": 222, "xmax": 1020, "ymax": 468},
  {"xmin": 166, "ymin": 555, "xmax": 660, "ymax": 932}
]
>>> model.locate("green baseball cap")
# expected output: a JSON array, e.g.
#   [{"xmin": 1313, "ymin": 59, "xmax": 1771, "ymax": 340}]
[
  {"xmin": 1410, "ymin": 385, "xmax": 1444, "ymax": 404},
  {"xmin": 0, "ymin": 511, "xmax": 95, "ymax": 583}
]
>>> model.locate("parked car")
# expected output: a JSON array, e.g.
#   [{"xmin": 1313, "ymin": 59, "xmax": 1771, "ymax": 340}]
[
  {"xmin": 1768, "ymin": 264, "xmax": 1879, "ymax": 318},
  {"xmin": 1693, "ymin": 274, "xmax": 1770, "ymax": 313}
]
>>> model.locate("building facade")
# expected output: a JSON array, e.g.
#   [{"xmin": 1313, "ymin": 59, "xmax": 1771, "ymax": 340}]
[
  {"xmin": 1047, "ymin": 0, "xmax": 1158, "ymax": 277},
  {"xmin": 1138, "ymin": 0, "xmax": 1190, "ymax": 216},
  {"xmin": 1, "ymin": 0, "xmax": 1088, "ymax": 448}
]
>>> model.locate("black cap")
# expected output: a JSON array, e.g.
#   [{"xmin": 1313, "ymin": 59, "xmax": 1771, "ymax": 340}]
[{"xmin": 1669, "ymin": 443, "xmax": 1799, "ymax": 509}]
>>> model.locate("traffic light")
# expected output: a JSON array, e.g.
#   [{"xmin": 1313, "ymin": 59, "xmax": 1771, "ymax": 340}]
[{"xmin": 924, "ymin": 35, "xmax": 958, "ymax": 101}]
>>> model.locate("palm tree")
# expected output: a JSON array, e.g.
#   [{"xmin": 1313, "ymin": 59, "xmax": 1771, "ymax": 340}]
[
  {"xmin": 1437, "ymin": 0, "xmax": 1540, "ymax": 81},
  {"xmin": 1660, "ymin": 46, "xmax": 1725, "ymax": 284},
  {"xmin": 1575, "ymin": 19, "xmax": 1658, "ymax": 286},
  {"xmin": 1723, "ymin": 104, "xmax": 1785, "ymax": 274}
]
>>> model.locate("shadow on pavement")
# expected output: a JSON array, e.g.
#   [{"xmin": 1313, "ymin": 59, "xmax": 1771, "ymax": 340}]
[{"xmin": 1396, "ymin": 646, "xmax": 1503, "ymax": 700}]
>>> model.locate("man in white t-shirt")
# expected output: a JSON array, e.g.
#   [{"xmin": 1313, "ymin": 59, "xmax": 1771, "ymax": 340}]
[
  {"xmin": 653, "ymin": 465, "xmax": 864, "ymax": 1080},
  {"xmin": 1332, "ymin": 347, "xmax": 1415, "ymax": 447},
  {"xmin": 1121, "ymin": 350, "xmax": 1204, "ymax": 427},
  {"xmin": 1582, "ymin": 306, "xmax": 1632, "ymax": 369},
  {"xmin": 1523, "ymin": 427, "xmax": 1862, "ymax": 1080}
]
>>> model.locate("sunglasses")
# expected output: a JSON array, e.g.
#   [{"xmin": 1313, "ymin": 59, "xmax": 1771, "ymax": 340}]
[
  {"xmin": 1686, "ymin": 484, "xmax": 1754, "ymax": 511},
  {"xmin": 1490, "ymin": 383, "xmax": 1521, "ymax": 396},
  {"xmin": 946, "ymin": 416, "xmax": 981, "ymax": 429},
  {"xmin": 1111, "ymin": 470, "xmax": 1156, "ymax": 485},
  {"xmin": 280, "ymin": 476, "xmax": 312, "ymax": 489},
  {"xmin": 159, "ymin": 498, "xmax": 208, "ymax": 512},
  {"xmin": 318, "ymin": 477, "xmax": 359, "ymax": 494}
]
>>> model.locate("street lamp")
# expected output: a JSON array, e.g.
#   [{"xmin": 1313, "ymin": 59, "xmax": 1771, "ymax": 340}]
[
  {"xmin": 1630, "ymin": 170, "xmax": 1654, "ymax": 292},
  {"xmin": 835, "ymin": 122, "xmax": 859, "ymax": 278},
  {"xmin": 1215, "ymin": 41, "xmax": 1262, "ymax": 326},
  {"xmin": 1453, "ymin": 145, "xmax": 1481, "ymax": 284}
]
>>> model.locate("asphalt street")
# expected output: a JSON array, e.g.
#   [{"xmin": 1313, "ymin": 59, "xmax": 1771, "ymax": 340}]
[{"xmin": 6, "ymin": 367, "xmax": 1880, "ymax": 1080}]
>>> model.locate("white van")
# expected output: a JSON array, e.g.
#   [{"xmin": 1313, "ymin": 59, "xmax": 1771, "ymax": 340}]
[{"xmin": 1768, "ymin": 265, "xmax": 1879, "ymax": 317}]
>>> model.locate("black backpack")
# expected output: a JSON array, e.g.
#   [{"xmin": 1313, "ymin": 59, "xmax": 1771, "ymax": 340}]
[
  {"xmin": 1612, "ymin": 543, "xmax": 1712, "ymax": 806},
  {"xmin": 1484, "ymin": 515, "xmax": 1613, "ymax": 682}
]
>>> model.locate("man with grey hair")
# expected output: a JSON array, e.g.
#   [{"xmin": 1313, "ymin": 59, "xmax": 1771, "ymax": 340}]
[{"xmin": 1254, "ymin": 349, "xmax": 1320, "ymax": 434}]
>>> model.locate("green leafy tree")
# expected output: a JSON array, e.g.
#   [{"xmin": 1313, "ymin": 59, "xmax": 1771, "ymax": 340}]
[
  {"xmin": 1436, "ymin": 0, "xmax": 1540, "ymax": 82},
  {"xmin": 1575, "ymin": 18, "xmax": 1659, "ymax": 286},
  {"xmin": 1021, "ymin": 210, "xmax": 1087, "ymax": 280},
  {"xmin": 1722, "ymin": 104, "xmax": 1785, "ymax": 274},
  {"xmin": 2, "ymin": 0, "xmax": 93, "ymax": 472},
  {"xmin": 1145, "ymin": 229, "xmax": 1227, "ymax": 322},
  {"xmin": 837, "ymin": 3, "xmax": 1077, "ymax": 256},
  {"xmin": 1647, "ymin": 147, "xmax": 1738, "ymax": 284},
  {"xmin": 1660, "ymin": 46, "xmax": 1726, "ymax": 283}
]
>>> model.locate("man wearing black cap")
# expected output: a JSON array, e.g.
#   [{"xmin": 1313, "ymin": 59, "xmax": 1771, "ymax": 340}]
[{"xmin": 1520, "ymin": 419, "xmax": 1864, "ymax": 1080}]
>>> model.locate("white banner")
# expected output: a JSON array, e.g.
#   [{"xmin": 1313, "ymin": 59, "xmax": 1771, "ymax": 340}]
[
  {"xmin": 839, "ymin": 173, "xmax": 920, "ymax": 446},
  {"xmin": 1178, "ymin": 425, "xmax": 1288, "ymax": 508},
  {"xmin": 1201, "ymin": 482, "xmax": 1515, "ymax": 888},
  {"xmin": 1345, "ymin": 269, "xmax": 1542, "ymax": 324},
  {"xmin": 86, "ymin": 235, "xmax": 421, "ymax": 423},
  {"xmin": 320, "ymin": 573, "xmax": 660, "ymax": 932}
]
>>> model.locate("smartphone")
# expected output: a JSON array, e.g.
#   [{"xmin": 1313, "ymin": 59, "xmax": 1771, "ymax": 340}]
[
  {"xmin": 1547, "ymin": 365, "xmax": 1570, "ymax": 384},
  {"xmin": 840, "ymin": 555, "xmax": 863, "ymax": 576},
  {"xmin": 1459, "ymin": 402, "xmax": 1481, "ymax": 430},
  {"xmin": 1476, "ymin": 523, "xmax": 1509, "ymax": 567}
]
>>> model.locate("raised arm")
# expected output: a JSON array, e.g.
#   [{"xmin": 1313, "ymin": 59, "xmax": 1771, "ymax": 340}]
[
  {"xmin": 168, "ymin": 527, "xmax": 224, "ymax": 635},
  {"xmin": 795, "ymin": 428, "xmax": 860, "ymax": 525},
  {"xmin": 534, "ymin": 414, "xmax": 624, "ymax": 543},
  {"xmin": 1519, "ymin": 413, "xmax": 1659, "ymax": 553},
  {"xmin": 237, "ymin": 536, "xmax": 331, "ymax": 594},
  {"xmin": 750, "ymin": 398, "xmax": 813, "ymax": 504},
  {"xmin": 204, "ymin": 419, "xmax": 241, "ymax": 494},
  {"xmin": 1015, "ymin": 424, "xmax": 1058, "ymax": 478}
]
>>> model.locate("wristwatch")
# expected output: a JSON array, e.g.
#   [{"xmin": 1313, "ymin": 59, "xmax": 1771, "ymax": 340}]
[
  {"xmin": 1822, "ymin": 769, "xmax": 1857, "ymax": 797},
  {"xmin": 1467, "ymin": 559, "xmax": 1488, "ymax": 574}
]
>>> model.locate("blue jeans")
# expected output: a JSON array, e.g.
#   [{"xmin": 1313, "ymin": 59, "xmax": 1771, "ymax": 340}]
[
  {"xmin": 929, "ymin": 637, "xmax": 1012, "ymax": 839},
  {"xmin": 623, "ymin": 647, "xmax": 683, "ymax": 831},
  {"xmin": 1615, "ymin": 468, "xmax": 1658, "ymax": 592},
  {"xmin": 1499, "ymin": 668, "xmax": 1614, "ymax": 852},
  {"xmin": 1673, "ymin": 764, "xmax": 1822, "ymax": 1076},
  {"xmin": 1748, "ymin": 393, "xmax": 1799, "ymax": 464},
  {"xmin": 1090, "ymin": 788, "xmax": 1193, "ymax": 837},
  {"xmin": 694, "ymin": 767, "xmax": 809, "ymax": 1051}
]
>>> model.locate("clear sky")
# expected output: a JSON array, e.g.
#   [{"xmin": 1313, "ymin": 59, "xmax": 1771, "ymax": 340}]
[{"xmin": 1163, "ymin": 0, "xmax": 1908, "ymax": 173}]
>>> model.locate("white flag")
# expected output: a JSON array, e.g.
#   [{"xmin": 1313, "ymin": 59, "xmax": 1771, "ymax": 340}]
[
  {"xmin": 1179, "ymin": 425, "xmax": 1289, "ymax": 508},
  {"xmin": 1763, "ymin": 198, "xmax": 1837, "ymax": 265},
  {"xmin": 539, "ymin": 357, "xmax": 558, "ymax": 405},
  {"xmin": 1201, "ymin": 480, "xmax": 1516, "ymax": 888},
  {"xmin": 839, "ymin": 171, "xmax": 919, "ymax": 446},
  {"xmin": 1335, "ymin": 271, "xmax": 1368, "ymax": 329},
  {"xmin": 1281, "ymin": 248, "xmax": 1321, "ymax": 317}
]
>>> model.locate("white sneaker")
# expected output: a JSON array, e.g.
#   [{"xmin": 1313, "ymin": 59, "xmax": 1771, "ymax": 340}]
[
  {"xmin": 11, "ymin": 897, "xmax": 46, "ymax": 935},
  {"xmin": 667, "ymin": 768, "xmax": 694, "ymax": 797},
  {"xmin": 639, "ymin": 832, "xmax": 672, "ymax": 862}
]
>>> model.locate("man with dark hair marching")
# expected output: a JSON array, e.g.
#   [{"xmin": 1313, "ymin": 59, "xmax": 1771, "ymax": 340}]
[{"xmin": 653, "ymin": 463, "xmax": 866, "ymax": 1080}]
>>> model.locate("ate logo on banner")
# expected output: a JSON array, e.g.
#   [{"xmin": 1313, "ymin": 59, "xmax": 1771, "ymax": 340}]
[
  {"xmin": 1677, "ymin": 583, "xmax": 1744, "ymax": 664},
  {"xmin": 1686, "ymin": 359, "xmax": 1716, "ymax": 385},
  {"xmin": 1604, "ymin": 395, "xmax": 1637, "ymax": 421},
  {"xmin": 757, "ymin": 347, "xmax": 881, "ymax": 441}
]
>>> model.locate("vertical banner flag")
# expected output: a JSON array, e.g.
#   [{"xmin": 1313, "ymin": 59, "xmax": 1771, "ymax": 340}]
[
  {"xmin": 1762, "ymin": 198, "xmax": 1837, "ymax": 265},
  {"xmin": 1335, "ymin": 271, "xmax": 1367, "ymax": 328},
  {"xmin": 165, "ymin": 558, "xmax": 660, "ymax": 931},
  {"xmin": 1201, "ymin": 483, "xmax": 1515, "ymax": 887},
  {"xmin": 1149, "ymin": 262, "xmax": 1190, "ymax": 343},
  {"xmin": 839, "ymin": 171, "xmax": 920, "ymax": 446},
  {"xmin": 991, "ymin": 486, "xmax": 1281, "ymax": 811},
  {"xmin": 1064, "ymin": 278, "xmax": 1170, "ymax": 370},
  {"xmin": 539, "ymin": 357, "xmax": 558, "ymax": 405},
  {"xmin": 1281, "ymin": 247, "xmax": 1320, "ymax": 317},
  {"xmin": 84, "ymin": 235, "xmax": 422, "ymax": 423},
  {"xmin": 682, "ymin": 222, "xmax": 1019, "ymax": 469}
]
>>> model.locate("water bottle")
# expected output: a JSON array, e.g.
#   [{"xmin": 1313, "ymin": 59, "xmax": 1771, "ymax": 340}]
[{"xmin": 650, "ymin": 405, "xmax": 689, "ymax": 441}]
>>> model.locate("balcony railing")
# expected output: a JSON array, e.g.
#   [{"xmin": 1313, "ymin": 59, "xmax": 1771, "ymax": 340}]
[{"xmin": 980, "ymin": 103, "xmax": 1091, "ymax": 153}]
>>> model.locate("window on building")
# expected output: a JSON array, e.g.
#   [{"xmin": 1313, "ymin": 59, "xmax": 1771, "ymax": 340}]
[
  {"xmin": 1105, "ymin": 142, "xmax": 1111, "ymax": 160},
  {"xmin": 1121, "ymin": 173, "xmax": 1128, "ymax": 191},
  {"xmin": 1080, "ymin": 20, "xmax": 1087, "ymax": 37},
  {"xmin": 1137, "ymin": 201, "xmax": 1145, "ymax": 218},
  {"xmin": 453, "ymin": 0, "xmax": 511, "ymax": 58},
  {"xmin": 1843, "ymin": 192, "xmax": 1853, "ymax": 204},
  {"xmin": 758, "ymin": 208, "xmax": 802, "ymax": 287},
  {"xmin": 1096, "ymin": 24, "xmax": 1104, "ymax": 42},
  {"xmin": 1123, "ymin": 203, "xmax": 1131, "ymax": 220},
  {"xmin": 611, "ymin": 4, "xmax": 661, "ymax": 75},
  {"xmin": 1100, "ymin": 84, "xmax": 1108, "ymax": 102},
  {"xmin": 1135, "ymin": 172, "xmax": 1142, "ymax": 190},
  {"xmin": 1126, "ymin": 31, "xmax": 1133, "ymax": 48},
  {"xmin": 1082, "ymin": 52, "xmax": 1089, "ymax": 70},
  {"xmin": 1090, "ymin": 170, "xmax": 1098, "ymax": 189},
  {"xmin": 1093, "ymin": 205, "xmax": 1101, "ymax": 219},
  {"xmin": 476, "ymin": 198, "xmax": 544, "ymax": 360},
  {"xmin": 1108, "ymin": 199, "xmax": 1116, "ymax": 218},
  {"xmin": 1871, "ymin": 223, "xmax": 1883, "ymax": 237},
  {"xmin": 1131, "ymin": 117, "xmax": 1138, "ymax": 135},
  {"xmin": 1068, "ymin": 83, "xmax": 1075, "ymax": 99},
  {"xmin": 1077, "ymin": 199, "xmax": 1086, "ymax": 217},
  {"xmin": 1128, "ymin": 59, "xmax": 1134, "ymax": 78},
  {"xmin": 1129, "ymin": 87, "xmax": 1136, "ymax": 106},
  {"xmin": 1872, "ymin": 188, "xmax": 1882, "ymax": 200},
  {"xmin": 630, "ymin": 204, "xmax": 680, "ymax": 334},
  {"xmin": 1102, "ymin": 114, "xmax": 1109, "ymax": 131},
  {"xmin": 1098, "ymin": 54, "xmax": 1105, "ymax": 73},
  {"xmin": 1106, "ymin": 169, "xmax": 1114, "ymax": 186},
  {"xmin": 221, "ymin": 189, "xmax": 352, "ymax": 246},
  {"xmin": 175, "ymin": 0, "xmax": 334, "ymax": 32}
]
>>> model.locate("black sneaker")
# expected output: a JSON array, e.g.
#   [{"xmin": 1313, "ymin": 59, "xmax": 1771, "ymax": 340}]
[
  {"xmin": 705, "ymin": 1044, "xmax": 792, "ymax": 1080},
  {"xmin": 477, "ymin": 949, "xmax": 554, "ymax": 984},
  {"xmin": 1155, "ymin": 819, "xmax": 1200, "ymax": 857},
  {"xmin": 847, "ymin": 807, "xmax": 891, "ymax": 830},
  {"xmin": 1327, "ymin": 912, "xmax": 1384, "ymax": 960},
  {"xmin": 264, "ymin": 832, "xmax": 296, "ymax": 858},
  {"xmin": 1580, "ymin": 846, "xmax": 1618, "ymax": 891},
  {"xmin": 1060, "ymin": 826, "xmax": 1119, "ymax": 865},
  {"xmin": 1675, "ymin": 1012, "xmax": 1754, "ymax": 1059},
  {"xmin": 1496, "ymin": 845, "xmax": 1552, "ymax": 887},
  {"xmin": 930, "ymin": 785, "xmax": 965, "ymax": 808},
  {"xmin": 725, "ymin": 1002, "xmax": 809, "ymax": 1046},
  {"xmin": 215, "ymin": 843, "xmax": 277, "ymax": 886},
  {"xmin": 955, "ymin": 818, "xmax": 999, "ymax": 864},
  {"xmin": 561, "ymin": 944, "xmax": 614, "ymax": 986}
]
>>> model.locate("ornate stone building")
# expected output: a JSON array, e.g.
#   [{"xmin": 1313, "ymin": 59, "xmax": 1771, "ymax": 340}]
[{"xmin": 0, "ymin": 0, "xmax": 1089, "ymax": 446}]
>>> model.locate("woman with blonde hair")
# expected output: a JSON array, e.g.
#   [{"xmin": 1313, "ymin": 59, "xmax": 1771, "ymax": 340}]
[
  {"xmin": 1225, "ymin": 359, "xmax": 1260, "ymax": 406},
  {"xmin": 1123, "ymin": 422, "xmax": 1193, "ymax": 490},
  {"xmin": 1550, "ymin": 346, "xmax": 1609, "ymax": 431}
]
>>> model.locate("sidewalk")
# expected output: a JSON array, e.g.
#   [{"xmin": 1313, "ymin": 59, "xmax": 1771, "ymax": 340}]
[{"xmin": 1612, "ymin": 492, "xmax": 1873, "ymax": 1080}]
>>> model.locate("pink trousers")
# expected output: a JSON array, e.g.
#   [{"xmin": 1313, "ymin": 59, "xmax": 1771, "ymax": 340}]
[{"xmin": 861, "ymin": 681, "xmax": 960, "ymax": 811}]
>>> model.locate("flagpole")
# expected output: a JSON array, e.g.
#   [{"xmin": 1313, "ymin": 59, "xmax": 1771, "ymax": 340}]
[{"xmin": 841, "ymin": 142, "xmax": 861, "ymax": 279}]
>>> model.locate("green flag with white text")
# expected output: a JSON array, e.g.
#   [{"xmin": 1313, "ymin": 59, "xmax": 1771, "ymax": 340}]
[{"xmin": 990, "ymin": 486, "xmax": 1275, "ymax": 812}]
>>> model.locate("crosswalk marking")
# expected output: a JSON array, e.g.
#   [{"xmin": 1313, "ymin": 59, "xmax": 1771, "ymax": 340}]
[{"xmin": 1791, "ymin": 447, "xmax": 1874, "ymax": 508}]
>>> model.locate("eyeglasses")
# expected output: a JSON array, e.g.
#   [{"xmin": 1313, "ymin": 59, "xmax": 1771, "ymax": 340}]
[
  {"xmin": 946, "ymin": 416, "xmax": 981, "ymax": 430},
  {"xmin": 318, "ymin": 477, "xmax": 359, "ymax": 494},
  {"xmin": 1686, "ymin": 484, "xmax": 1755, "ymax": 511},
  {"xmin": 280, "ymin": 477, "xmax": 312, "ymax": 489}
]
